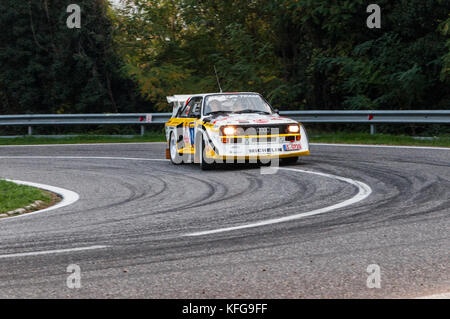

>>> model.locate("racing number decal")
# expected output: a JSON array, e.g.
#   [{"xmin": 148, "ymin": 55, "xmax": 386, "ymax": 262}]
[
  {"xmin": 189, "ymin": 122, "xmax": 195, "ymax": 146},
  {"xmin": 183, "ymin": 124, "xmax": 190, "ymax": 145},
  {"xmin": 181, "ymin": 120, "xmax": 197, "ymax": 152}
]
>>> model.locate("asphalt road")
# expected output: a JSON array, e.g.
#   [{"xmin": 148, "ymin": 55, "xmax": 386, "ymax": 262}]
[{"xmin": 0, "ymin": 142, "xmax": 448, "ymax": 298}]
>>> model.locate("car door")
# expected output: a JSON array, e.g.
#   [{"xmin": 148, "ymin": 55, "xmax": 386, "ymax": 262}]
[{"xmin": 181, "ymin": 97, "xmax": 202, "ymax": 153}]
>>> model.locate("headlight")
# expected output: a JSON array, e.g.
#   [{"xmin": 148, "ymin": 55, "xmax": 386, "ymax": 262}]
[
  {"xmin": 223, "ymin": 126, "xmax": 236, "ymax": 135},
  {"xmin": 287, "ymin": 124, "xmax": 300, "ymax": 133}
]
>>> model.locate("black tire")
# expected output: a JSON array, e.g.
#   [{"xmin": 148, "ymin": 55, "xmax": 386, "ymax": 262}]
[
  {"xmin": 169, "ymin": 132, "xmax": 183, "ymax": 165},
  {"xmin": 199, "ymin": 135, "xmax": 215, "ymax": 170},
  {"xmin": 280, "ymin": 156, "xmax": 299, "ymax": 165},
  {"xmin": 257, "ymin": 158, "xmax": 271, "ymax": 166}
]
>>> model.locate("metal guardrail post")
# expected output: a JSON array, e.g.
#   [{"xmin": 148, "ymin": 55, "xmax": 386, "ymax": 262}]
[
  {"xmin": 370, "ymin": 124, "xmax": 376, "ymax": 135},
  {"xmin": 28, "ymin": 126, "xmax": 32, "ymax": 136},
  {"xmin": 140, "ymin": 125, "xmax": 145, "ymax": 136}
]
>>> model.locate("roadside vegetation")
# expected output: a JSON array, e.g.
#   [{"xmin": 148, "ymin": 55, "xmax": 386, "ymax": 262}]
[
  {"xmin": 0, "ymin": 180, "xmax": 51, "ymax": 214},
  {"xmin": 0, "ymin": 132, "xmax": 449, "ymax": 148},
  {"xmin": 1, "ymin": 1, "xmax": 448, "ymax": 129},
  {"xmin": 0, "ymin": 132, "xmax": 165, "ymax": 145}
]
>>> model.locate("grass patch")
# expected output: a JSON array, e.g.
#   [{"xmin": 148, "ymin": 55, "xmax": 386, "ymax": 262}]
[
  {"xmin": 309, "ymin": 132, "xmax": 450, "ymax": 148},
  {"xmin": 0, "ymin": 132, "xmax": 165, "ymax": 145},
  {"xmin": 0, "ymin": 180, "xmax": 51, "ymax": 214}
]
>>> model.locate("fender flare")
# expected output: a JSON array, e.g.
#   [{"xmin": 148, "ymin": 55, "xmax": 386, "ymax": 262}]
[
  {"xmin": 194, "ymin": 126, "xmax": 217, "ymax": 163},
  {"xmin": 194, "ymin": 127, "xmax": 206, "ymax": 163}
]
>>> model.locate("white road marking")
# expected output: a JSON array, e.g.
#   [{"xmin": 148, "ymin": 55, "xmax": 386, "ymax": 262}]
[
  {"xmin": 1, "ymin": 179, "xmax": 80, "ymax": 221},
  {"xmin": 184, "ymin": 167, "xmax": 372, "ymax": 236},
  {"xmin": 0, "ymin": 156, "xmax": 167, "ymax": 162},
  {"xmin": 0, "ymin": 245, "xmax": 108, "ymax": 259},
  {"xmin": 311, "ymin": 143, "xmax": 450, "ymax": 151},
  {"xmin": 0, "ymin": 156, "xmax": 166, "ymax": 222},
  {"xmin": 416, "ymin": 292, "xmax": 450, "ymax": 299}
]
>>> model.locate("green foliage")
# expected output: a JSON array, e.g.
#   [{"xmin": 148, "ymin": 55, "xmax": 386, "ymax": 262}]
[
  {"xmin": 0, "ymin": 0, "xmax": 448, "ymax": 118},
  {"xmin": 439, "ymin": 16, "xmax": 450, "ymax": 82},
  {"xmin": 0, "ymin": 0, "xmax": 146, "ymax": 115},
  {"xmin": 114, "ymin": 0, "xmax": 449, "ymax": 112}
]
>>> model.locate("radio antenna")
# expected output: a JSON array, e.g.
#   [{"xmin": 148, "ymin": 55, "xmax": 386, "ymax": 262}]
[{"xmin": 214, "ymin": 65, "xmax": 223, "ymax": 93}]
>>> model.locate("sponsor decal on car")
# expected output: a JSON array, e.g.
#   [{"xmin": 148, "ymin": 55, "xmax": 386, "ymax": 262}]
[
  {"xmin": 283, "ymin": 144, "xmax": 302, "ymax": 151},
  {"xmin": 249, "ymin": 147, "xmax": 283, "ymax": 154},
  {"xmin": 189, "ymin": 126, "xmax": 195, "ymax": 145}
]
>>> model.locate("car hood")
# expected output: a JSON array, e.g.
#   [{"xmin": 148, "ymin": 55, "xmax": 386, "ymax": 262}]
[{"xmin": 208, "ymin": 113, "xmax": 298, "ymax": 127}]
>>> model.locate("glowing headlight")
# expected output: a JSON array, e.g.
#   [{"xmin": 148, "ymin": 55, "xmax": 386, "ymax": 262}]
[
  {"xmin": 223, "ymin": 126, "xmax": 236, "ymax": 135},
  {"xmin": 288, "ymin": 124, "xmax": 300, "ymax": 133}
]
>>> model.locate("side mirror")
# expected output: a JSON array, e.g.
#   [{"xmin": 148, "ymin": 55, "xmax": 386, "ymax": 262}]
[{"xmin": 274, "ymin": 109, "xmax": 280, "ymax": 114}]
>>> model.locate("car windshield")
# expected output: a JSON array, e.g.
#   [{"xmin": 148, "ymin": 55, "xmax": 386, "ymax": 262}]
[{"xmin": 204, "ymin": 94, "xmax": 273, "ymax": 116}]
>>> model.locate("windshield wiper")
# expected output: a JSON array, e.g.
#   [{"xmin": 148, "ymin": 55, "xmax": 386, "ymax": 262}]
[{"xmin": 233, "ymin": 109, "xmax": 271, "ymax": 114}]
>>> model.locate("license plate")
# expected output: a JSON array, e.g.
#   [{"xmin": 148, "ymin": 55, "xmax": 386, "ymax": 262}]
[{"xmin": 283, "ymin": 144, "xmax": 302, "ymax": 151}]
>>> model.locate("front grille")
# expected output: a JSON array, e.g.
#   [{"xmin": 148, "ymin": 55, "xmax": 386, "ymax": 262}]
[
  {"xmin": 238, "ymin": 124, "xmax": 288, "ymax": 135},
  {"xmin": 220, "ymin": 124, "xmax": 297, "ymax": 144}
]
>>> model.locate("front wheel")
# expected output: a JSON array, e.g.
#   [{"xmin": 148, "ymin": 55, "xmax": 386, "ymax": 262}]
[
  {"xmin": 199, "ymin": 135, "xmax": 215, "ymax": 170},
  {"xmin": 280, "ymin": 156, "xmax": 299, "ymax": 165}
]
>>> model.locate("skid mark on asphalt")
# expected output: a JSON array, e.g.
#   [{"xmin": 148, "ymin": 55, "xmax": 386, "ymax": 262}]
[
  {"xmin": 0, "ymin": 156, "xmax": 373, "ymax": 238},
  {"xmin": 184, "ymin": 167, "xmax": 373, "ymax": 236}
]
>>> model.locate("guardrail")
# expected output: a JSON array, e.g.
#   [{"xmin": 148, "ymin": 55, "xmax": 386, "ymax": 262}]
[{"xmin": 0, "ymin": 110, "xmax": 449, "ymax": 136}]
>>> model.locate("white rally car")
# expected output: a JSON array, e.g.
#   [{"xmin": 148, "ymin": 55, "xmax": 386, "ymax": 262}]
[{"xmin": 165, "ymin": 92, "xmax": 310, "ymax": 169}]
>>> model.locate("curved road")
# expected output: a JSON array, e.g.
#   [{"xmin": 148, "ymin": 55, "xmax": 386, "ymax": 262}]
[{"xmin": 0, "ymin": 143, "xmax": 448, "ymax": 298}]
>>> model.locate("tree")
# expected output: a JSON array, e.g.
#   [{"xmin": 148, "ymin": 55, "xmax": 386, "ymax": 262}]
[{"xmin": 0, "ymin": 0, "xmax": 145, "ymax": 115}]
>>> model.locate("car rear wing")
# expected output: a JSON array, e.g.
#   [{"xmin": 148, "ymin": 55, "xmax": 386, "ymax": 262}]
[{"xmin": 166, "ymin": 95, "xmax": 192, "ymax": 117}]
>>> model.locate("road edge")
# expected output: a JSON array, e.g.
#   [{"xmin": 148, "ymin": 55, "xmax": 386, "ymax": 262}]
[{"xmin": 2, "ymin": 179, "xmax": 80, "ymax": 221}]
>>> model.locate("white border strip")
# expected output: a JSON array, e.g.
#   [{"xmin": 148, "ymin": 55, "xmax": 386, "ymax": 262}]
[
  {"xmin": 2, "ymin": 179, "xmax": 80, "ymax": 220},
  {"xmin": 0, "ymin": 245, "xmax": 107, "ymax": 259},
  {"xmin": 416, "ymin": 292, "xmax": 450, "ymax": 299},
  {"xmin": 184, "ymin": 167, "xmax": 372, "ymax": 237},
  {"xmin": 0, "ymin": 156, "xmax": 167, "ymax": 162}
]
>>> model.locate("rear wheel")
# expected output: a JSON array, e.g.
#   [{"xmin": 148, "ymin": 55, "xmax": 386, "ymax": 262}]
[{"xmin": 169, "ymin": 132, "xmax": 183, "ymax": 165}]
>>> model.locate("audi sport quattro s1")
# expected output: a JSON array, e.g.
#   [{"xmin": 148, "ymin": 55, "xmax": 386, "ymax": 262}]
[{"xmin": 165, "ymin": 92, "xmax": 310, "ymax": 170}]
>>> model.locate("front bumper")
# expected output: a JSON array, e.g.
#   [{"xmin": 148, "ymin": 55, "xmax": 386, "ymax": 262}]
[
  {"xmin": 206, "ymin": 123, "xmax": 310, "ymax": 160},
  {"xmin": 205, "ymin": 139, "xmax": 310, "ymax": 160},
  {"xmin": 205, "ymin": 148, "xmax": 310, "ymax": 161}
]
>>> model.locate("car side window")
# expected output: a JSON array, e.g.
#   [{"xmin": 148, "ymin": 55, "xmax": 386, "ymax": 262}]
[
  {"xmin": 175, "ymin": 102, "xmax": 187, "ymax": 118},
  {"xmin": 187, "ymin": 98, "xmax": 203, "ymax": 118},
  {"xmin": 179, "ymin": 99, "xmax": 195, "ymax": 118}
]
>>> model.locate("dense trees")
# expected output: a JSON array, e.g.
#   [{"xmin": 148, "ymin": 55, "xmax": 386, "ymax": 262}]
[
  {"xmin": 0, "ymin": 0, "xmax": 449, "ymax": 115},
  {"xmin": 0, "ymin": 0, "xmax": 145, "ymax": 115},
  {"xmin": 113, "ymin": 0, "xmax": 449, "ymax": 111}
]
